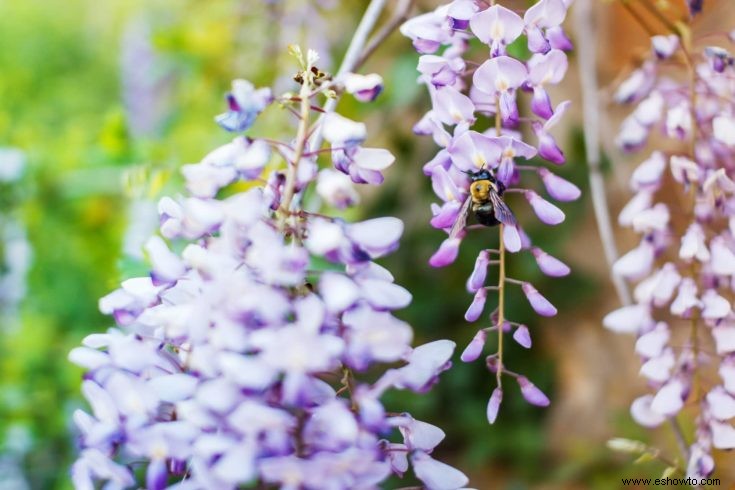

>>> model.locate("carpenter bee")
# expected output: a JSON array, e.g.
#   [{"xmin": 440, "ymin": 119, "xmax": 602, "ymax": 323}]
[{"xmin": 449, "ymin": 169, "xmax": 517, "ymax": 239}]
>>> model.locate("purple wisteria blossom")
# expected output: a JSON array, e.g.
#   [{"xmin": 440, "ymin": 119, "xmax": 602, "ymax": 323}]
[
  {"xmin": 605, "ymin": 27, "xmax": 735, "ymax": 479},
  {"xmin": 70, "ymin": 46, "xmax": 467, "ymax": 489},
  {"xmin": 403, "ymin": 0, "xmax": 577, "ymax": 423}
]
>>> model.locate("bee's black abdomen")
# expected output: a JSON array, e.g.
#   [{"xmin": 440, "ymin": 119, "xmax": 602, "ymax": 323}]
[{"xmin": 474, "ymin": 203, "xmax": 500, "ymax": 226}]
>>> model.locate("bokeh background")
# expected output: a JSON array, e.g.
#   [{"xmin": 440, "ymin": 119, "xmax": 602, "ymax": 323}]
[{"xmin": 1, "ymin": 0, "xmax": 734, "ymax": 488}]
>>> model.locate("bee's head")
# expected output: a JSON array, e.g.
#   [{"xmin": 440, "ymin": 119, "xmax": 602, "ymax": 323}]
[{"xmin": 465, "ymin": 169, "xmax": 495, "ymax": 183}]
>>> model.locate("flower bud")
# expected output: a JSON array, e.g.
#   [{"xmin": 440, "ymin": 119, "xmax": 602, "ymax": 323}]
[
  {"xmin": 531, "ymin": 247, "xmax": 570, "ymax": 277},
  {"xmin": 512, "ymin": 325, "xmax": 532, "ymax": 348},
  {"xmin": 521, "ymin": 283, "xmax": 557, "ymax": 317},
  {"xmin": 464, "ymin": 288, "xmax": 487, "ymax": 322},
  {"xmin": 461, "ymin": 330, "xmax": 487, "ymax": 363},
  {"xmin": 525, "ymin": 191, "xmax": 565, "ymax": 225},
  {"xmin": 517, "ymin": 376, "xmax": 550, "ymax": 407},
  {"xmin": 486, "ymin": 387, "xmax": 503, "ymax": 424}
]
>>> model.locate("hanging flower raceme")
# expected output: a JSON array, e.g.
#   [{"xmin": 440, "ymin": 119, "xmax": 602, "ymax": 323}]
[
  {"xmin": 402, "ymin": 0, "xmax": 578, "ymax": 424},
  {"xmin": 69, "ymin": 47, "xmax": 468, "ymax": 490},
  {"xmin": 605, "ymin": 27, "xmax": 735, "ymax": 479}
]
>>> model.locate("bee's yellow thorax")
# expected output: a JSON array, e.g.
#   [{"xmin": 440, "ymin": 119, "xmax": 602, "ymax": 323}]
[{"xmin": 470, "ymin": 180, "xmax": 495, "ymax": 203}]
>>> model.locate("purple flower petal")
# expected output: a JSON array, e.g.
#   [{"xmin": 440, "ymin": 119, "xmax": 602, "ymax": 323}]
[
  {"xmin": 687, "ymin": 444, "xmax": 714, "ymax": 480},
  {"xmin": 322, "ymin": 113, "xmax": 367, "ymax": 147},
  {"xmin": 512, "ymin": 325, "xmax": 532, "ymax": 348},
  {"xmin": 711, "ymin": 421, "xmax": 735, "ymax": 450},
  {"xmin": 412, "ymin": 452, "xmax": 469, "ymax": 490},
  {"xmin": 651, "ymin": 378, "xmax": 686, "ymax": 416},
  {"xmin": 464, "ymin": 288, "xmax": 487, "ymax": 322},
  {"xmin": 701, "ymin": 289, "xmax": 731, "ymax": 320},
  {"xmin": 347, "ymin": 217, "xmax": 403, "ymax": 258},
  {"xmin": 147, "ymin": 374, "xmax": 198, "ymax": 403},
  {"xmin": 342, "ymin": 73, "xmax": 384, "ymax": 102},
  {"xmin": 603, "ymin": 304, "xmax": 652, "ymax": 334},
  {"xmin": 470, "ymin": 5, "xmax": 524, "ymax": 48},
  {"xmin": 431, "ymin": 165, "xmax": 464, "ymax": 202},
  {"xmin": 429, "ymin": 238, "xmax": 461, "ymax": 268},
  {"xmin": 525, "ymin": 190, "xmax": 565, "ymax": 225},
  {"xmin": 393, "ymin": 340, "xmax": 456, "ymax": 392},
  {"xmin": 360, "ymin": 279, "xmax": 413, "ymax": 311},
  {"xmin": 635, "ymin": 322, "xmax": 670, "ymax": 358},
  {"xmin": 498, "ymin": 90, "xmax": 520, "ymax": 125},
  {"xmin": 448, "ymin": 130, "xmax": 502, "ymax": 171},
  {"xmin": 613, "ymin": 240, "xmax": 655, "ymax": 280},
  {"xmin": 320, "ymin": 272, "xmax": 360, "ymax": 313},
  {"xmin": 461, "ymin": 329, "xmax": 487, "ymax": 362},
  {"xmin": 640, "ymin": 349, "xmax": 675, "ymax": 383},
  {"xmin": 473, "ymin": 56, "xmax": 528, "ymax": 96},
  {"xmin": 215, "ymin": 80, "xmax": 272, "ymax": 132},
  {"xmin": 706, "ymin": 386, "xmax": 735, "ymax": 420},
  {"xmin": 531, "ymin": 247, "xmax": 570, "ymax": 277},
  {"xmin": 397, "ymin": 417, "xmax": 446, "ymax": 452},
  {"xmin": 651, "ymin": 34, "xmax": 679, "ymax": 59},
  {"xmin": 524, "ymin": 0, "xmax": 568, "ymax": 30},
  {"xmin": 547, "ymin": 26, "xmax": 573, "ymax": 50},
  {"xmin": 630, "ymin": 395, "xmax": 666, "ymax": 428},
  {"xmin": 517, "ymin": 376, "xmax": 550, "ymax": 407},
  {"xmin": 531, "ymin": 86, "xmax": 554, "ymax": 119},
  {"xmin": 486, "ymin": 387, "xmax": 503, "ymax": 424},
  {"xmin": 521, "ymin": 282, "xmax": 557, "ymax": 317},
  {"xmin": 538, "ymin": 168, "xmax": 581, "ymax": 201},
  {"xmin": 713, "ymin": 325, "xmax": 735, "ymax": 355},
  {"xmin": 467, "ymin": 250, "xmax": 490, "ymax": 292},
  {"xmin": 534, "ymin": 123, "xmax": 566, "ymax": 164},
  {"xmin": 528, "ymin": 49, "xmax": 568, "ymax": 87},
  {"xmin": 526, "ymin": 25, "xmax": 551, "ymax": 54},
  {"xmin": 503, "ymin": 225, "xmax": 522, "ymax": 253},
  {"xmin": 145, "ymin": 236, "xmax": 186, "ymax": 284},
  {"xmin": 431, "ymin": 200, "xmax": 462, "ymax": 229},
  {"xmin": 433, "ymin": 86, "xmax": 476, "ymax": 125},
  {"xmin": 710, "ymin": 236, "xmax": 735, "ymax": 275},
  {"xmin": 630, "ymin": 151, "xmax": 666, "ymax": 190},
  {"xmin": 447, "ymin": 0, "xmax": 477, "ymax": 29},
  {"xmin": 146, "ymin": 459, "xmax": 168, "ymax": 490},
  {"xmin": 351, "ymin": 147, "xmax": 395, "ymax": 171}
]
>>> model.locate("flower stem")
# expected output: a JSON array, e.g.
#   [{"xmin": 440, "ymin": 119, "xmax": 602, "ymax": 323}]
[
  {"xmin": 355, "ymin": 0, "xmax": 416, "ymax": 69},
  {"xmin": 309, "ymin": 0, "xmax": 389, "ymax": 153},
  {"xmin": 620, "ymin": 0, "xmax": 659, "ymax": 36},
  {"xmin": 638, "ymin": 0, "xmax": 681, "ymax": 35},
  {"xmin": 576, "ymin": 0, "xmax": 633, "ymax": 306},
  {"xmin": 496, "ymin": 224, "xmax": 506, "ymax": 388},
  {"xmin": 279, "ymin": 79, "xmax": 312, "ymax": 217},
  {"xmin": 682, "ymin": 31, "xmax": 702, "ymax": 413},
  {"xmin": 495, "ymin": 94, "xmax": 505, "ymax": 389}
]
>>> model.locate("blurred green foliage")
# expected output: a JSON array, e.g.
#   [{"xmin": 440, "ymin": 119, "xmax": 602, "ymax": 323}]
[{"xmin": 0, "ymin": 1, "xmax": 672, "ymax": 489}]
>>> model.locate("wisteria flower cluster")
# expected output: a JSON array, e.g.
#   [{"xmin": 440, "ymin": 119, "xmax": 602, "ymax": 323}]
[
  {"xmin": 401, "ymin": 0, "xmax": 579, "ymax": 422},
  {"xmin": 69, "ymin": 46, "xmax": 470, "ymax": 489},
  {"xmin": 604, "ymin": 25, "xmax": 735, "ymax": 479}
]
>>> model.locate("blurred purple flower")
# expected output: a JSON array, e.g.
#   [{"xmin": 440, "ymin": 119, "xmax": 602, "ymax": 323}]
[{"xmin": 216, "ymin": 79, "xmax": 273, "ymax": 132}]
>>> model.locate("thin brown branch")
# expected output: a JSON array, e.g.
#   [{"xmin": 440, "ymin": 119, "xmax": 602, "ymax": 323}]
[
  {"xmin": 355, "ymin": 0, "xmax": 416, "ymax": 69},
  {"xmin": 575, "ymin": 0, "xmax": 633, "ymax": 306}
]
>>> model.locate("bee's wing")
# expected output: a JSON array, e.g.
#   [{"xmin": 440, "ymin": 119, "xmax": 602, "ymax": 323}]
[
  {"xmin": 489, "ymin": 191, "xmax": 517, "ymax": 226},
  {"xmin": 449, "ymin": 196, "xmax": 472, "ymax": 240}
]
